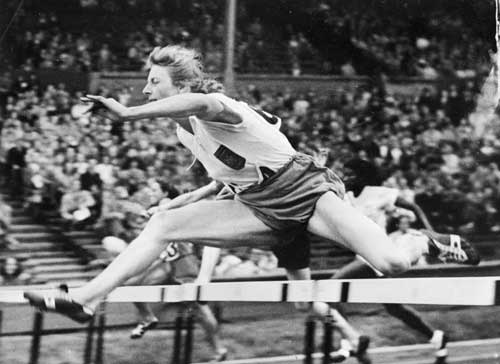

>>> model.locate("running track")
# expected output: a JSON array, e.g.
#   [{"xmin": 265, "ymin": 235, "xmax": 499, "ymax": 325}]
[{"xmin": 193, "ymin": 338, "xmax": 500, "ymax": 364}]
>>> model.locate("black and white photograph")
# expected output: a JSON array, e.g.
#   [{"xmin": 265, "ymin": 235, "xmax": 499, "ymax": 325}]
[{"xmin": 1, "ymin": 0, "xmax": 500, "ymax": 363}]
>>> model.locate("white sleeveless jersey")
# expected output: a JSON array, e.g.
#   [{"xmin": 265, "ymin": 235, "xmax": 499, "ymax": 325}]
[
  {"xmin": 176, "ymin": 93, "xmax": 296, "ymax": 190},
  {"xmin": 346, "ymin": 186, "xmax": 400, "ymax": 229}
]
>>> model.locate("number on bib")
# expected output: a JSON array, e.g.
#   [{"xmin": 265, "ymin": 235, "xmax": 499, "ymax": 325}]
[{"xmin": 163, "ymin": 242, "xmax": 180, "ymax": 262}]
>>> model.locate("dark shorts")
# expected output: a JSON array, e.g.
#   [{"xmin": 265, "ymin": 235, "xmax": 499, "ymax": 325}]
[
  {"xmin": 236, "ymin": 153, "xmax": 345, "ymax": 232},
  {"xmin": 271, "ymin": 230, "xmax": 311, "ymax": 270}
]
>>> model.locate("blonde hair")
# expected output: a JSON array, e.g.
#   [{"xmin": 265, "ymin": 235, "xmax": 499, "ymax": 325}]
[{"xmin": 147, "ymin": 45, "xmax": 224, "ymax": 94}]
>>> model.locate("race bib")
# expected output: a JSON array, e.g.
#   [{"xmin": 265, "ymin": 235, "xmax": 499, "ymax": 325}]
[
  {"xmin": 161, "ymin": 242, "xmax": 180, "ymax": 262},
  {"xmin": 213, "ymin": 144, "xmax": 246, "ymax": 170}
]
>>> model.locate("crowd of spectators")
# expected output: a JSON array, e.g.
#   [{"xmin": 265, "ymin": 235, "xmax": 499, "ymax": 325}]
[
  {"xmin": 1, "ymin": 0, "xmax": 493, "ymax": 77},
  {"xmin": 0, "ymin": 78, "xmax": 204, "ymax": 233},
  {"xmin": 347, "ymin": 9, "xmax": 492, "ymax": 78},
  {"xmin": 3, "ymin": 0, "xmax": 290, "ymax": 74}
]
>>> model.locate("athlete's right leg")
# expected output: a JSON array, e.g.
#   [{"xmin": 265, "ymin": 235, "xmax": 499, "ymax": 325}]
[{"xmin": 25, "ymin": 199, "xmax": 278, "ymax": 320}]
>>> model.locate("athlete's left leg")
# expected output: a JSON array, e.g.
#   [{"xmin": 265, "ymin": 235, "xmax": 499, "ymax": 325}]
[
  {"xmin": 307, "ymin": 192, "xmax": 480, "ymax": 276},
  {"xmin": 420, "ymin": 230, "xmax": 479, "ymax": 265},
  {"xmin": 307, "ymin": 192, "xmax": 428, "ymax": 276}
]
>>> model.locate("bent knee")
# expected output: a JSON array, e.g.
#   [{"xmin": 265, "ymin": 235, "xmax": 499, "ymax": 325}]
[{"xmin": 143, "ymin": 211, "xmax": 176, "ymax": 240}]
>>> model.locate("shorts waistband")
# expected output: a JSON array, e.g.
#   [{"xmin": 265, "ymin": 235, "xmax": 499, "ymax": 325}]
[{"xmin": 238, "ymin": 153, "xmax": 308, "ymax": 195}]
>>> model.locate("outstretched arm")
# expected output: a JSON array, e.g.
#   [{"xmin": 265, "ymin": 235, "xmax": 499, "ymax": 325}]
[
  {"xmin": 84, "ymin": 93, "xmax": 241, "ymax": 124},
  {"xmin": 149, "ymin": 181, "xmax": 224, "ymax": 215},
  {"xmin": 395, "ymin": 197, "xmax": 434, "ymax": 231}
]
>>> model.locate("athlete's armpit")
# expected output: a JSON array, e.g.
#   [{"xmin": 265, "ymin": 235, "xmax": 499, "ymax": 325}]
[{"xmin": 201, "ymin": 93, "xmax": 243, "ymax": 125}]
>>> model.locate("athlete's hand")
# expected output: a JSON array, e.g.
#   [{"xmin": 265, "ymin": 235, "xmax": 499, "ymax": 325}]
[
  {"xmin": 146, "ymin": 203, "xmax": 173, "ymax": 216},
  {"xmin": 146, "ymin": 206, "xmax": 159, "ymax": 216},
  {"xmin": 81, "ymin": 95, "xmax": 128, "ymax": 120}
]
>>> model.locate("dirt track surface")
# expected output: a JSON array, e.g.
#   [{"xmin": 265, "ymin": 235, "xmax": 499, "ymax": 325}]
[{"xmin": 2, "ymin": 303, "xmax": 500, "ymax": 363}]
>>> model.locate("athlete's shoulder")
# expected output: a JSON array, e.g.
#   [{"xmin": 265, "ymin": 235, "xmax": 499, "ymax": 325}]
[
  {"xmin": 192, "ymin": 93, "xmax": 248, "ymax": 126},
  {"xmin": 208, "ymin": 93, "xmax": 247, "ymax": 111},
  {"xmin": 199, "ymin": 93, "xmax": 282, "ymax": 130}
]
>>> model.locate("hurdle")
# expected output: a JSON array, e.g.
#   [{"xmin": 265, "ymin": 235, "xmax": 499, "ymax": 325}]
[
  {"xmin": 4, "ymin": 277, "xmax": 499, "ymax": 305},
  {"xmin": 2, "ymin": 277, "xmax": 500, "ymax": 364}
]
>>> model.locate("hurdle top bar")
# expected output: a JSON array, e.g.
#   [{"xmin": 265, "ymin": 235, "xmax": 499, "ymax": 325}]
[{"xmin": 1, "ymin": 277, "xmax": 500, "ymax": 306}]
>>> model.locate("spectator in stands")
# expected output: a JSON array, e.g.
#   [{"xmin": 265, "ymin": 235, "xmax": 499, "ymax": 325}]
[
  {"xmin": 79, "ymin": 158, "xmax": 103, "ymax": 220},
  {"xmin": 0, "ymin": 257, "xmax": 31, "ymax": 285},
  {"xmin": 415, "ymin": 59, "xmax": 439, "ymax": 80},
  {"xmin": 6, "ymin": 138, "xmax": 27, "ymax": 198},
  {"xmin": 95, "ymin": 155, "xmax": 115, "ymax": 185},
  {"xmin": 340, "ymin": 59, "xmax": 357, "ymax": 76},
  {"xmin": 97, "ymin": 44, "xmax": 113, "ymax": 71},
  {"xmin": 98, "ymin": 185, "xmax": 145, "ymax": 242},
  {"xmin": 251, "ymin": 248, "xmax": 278, "ymax": 273},
  {"xmin": 214, "ymin": 249, "xmax": 255, "ymax": 277},
  {"xmin": 59, "ymin": 179, "xmax": 96, "ymax": 229},
  {"xmin": 88, "ymin": 185, "xmax": 149, "ymax": 268},
  {"xmin": 122, "ymin": 159, "xmax": 146, "ymax": 195},
  {"xmin": 0, "ymin": 197, "xmax": 18, "ymax": 250},
  {"xmin": 23, "ymin": 162, "xmax": 46, "ymax": 222},
  {"xmin": 215, "ymin": 248, "xmax": 278, "ymax": 278}
]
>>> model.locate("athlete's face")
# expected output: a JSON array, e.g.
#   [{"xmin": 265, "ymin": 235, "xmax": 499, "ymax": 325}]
[
  {"xmin": 343, "ymin": 167, "xmax": 363, "ymax": 196},
  {"xmin": 142, "ymin": 65, "xmax": 181, "ymax": 101}
]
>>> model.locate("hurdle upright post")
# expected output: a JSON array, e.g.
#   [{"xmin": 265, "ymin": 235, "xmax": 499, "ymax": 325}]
[
  {"xmin": 83, "ymin": 316, "xmax": 96, "ymax": 364},
  {"xmin": 29, "ymin": 310, "xmax": 44, "ymax": 364},
  {"xmin": 183, "ymin": 308, "xmax": 195, "ymax": 364},
  {"xmin": 303, "ymin": 315, "xmax": 316, "ymax": 364},
  {"xmin": 171, "ymin": 307, "xmax": 184, "ymax": 364},
  {"xmin": 322, "ymin": 314, "xmax": 333, "ymax": 364},
  {"xmin": 94, "ymin": 302, "xmax": 106, "ymax": 364}
]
